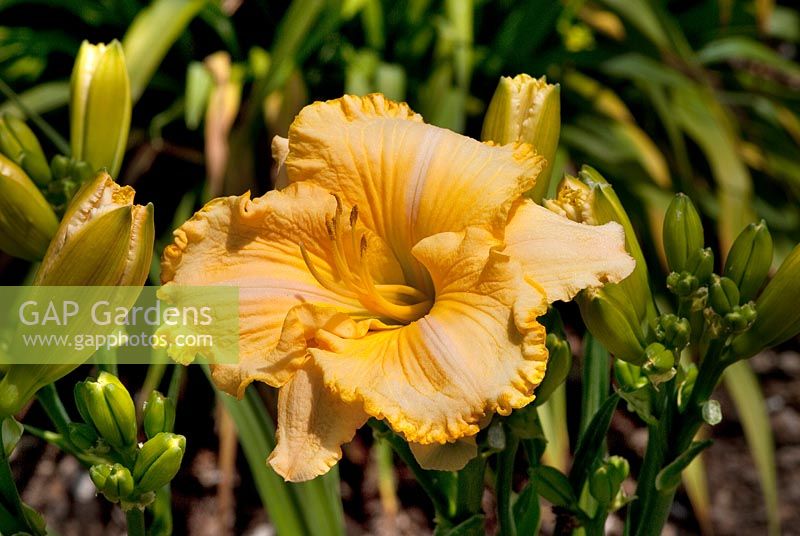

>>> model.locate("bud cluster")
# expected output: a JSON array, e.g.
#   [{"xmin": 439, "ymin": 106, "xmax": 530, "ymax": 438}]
[{"xmin": 73, "ymin": 372, "xmax": 185, "ymax": 511}]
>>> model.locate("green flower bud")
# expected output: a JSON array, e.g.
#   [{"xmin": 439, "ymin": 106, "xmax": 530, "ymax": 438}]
[
  {"xmin": 481, "ymin": 74, "xmax": 560, "ymax": 201},
  {"xmin": 724, "ymin": 303, "xmax": 757, "ymax": 334},
  {"xmin": 708, "ymin": 275, "xmax": 740, "ymax": 316},
  {"xmin": 68, "ymin": 422, "xmax": 99, "ymax": 451},
  {"xmin": 76, "ymin": 372, "xmax": 137, "ymax": 450},
  {"xmin": 0, "ymin": 114, "xmax": 52, "ymax": 186},
  {"xmin": 547, "ymin": 167, "xmax": 656, "ymax": 324},
  {"xmin": 90, "ymin": 463, "xmax": 134, "ymax": 503},
  {"xmin": 724, "ymin": 220, "xmax": 773, "ymax": 302},
  {"xmin": 654, "ymin": 314, "xmax": 691, "ymax": 351},
  {"xmin": 534, "ymin": 334, "xmax": 572, "ymax": 405},
  {"xmin": 701, "ymin": 400, "xmax": 722, "ymax": 426},
  {"xmin": 666, "ymin": 271, "xmax": 699, "ymax": 297},
  {"xmin": 578, "ymin": 287, "xmax": 646, "ymax": 365},
  {"xmin": 46, "ymin": 155, "xmax": 95, "ymax": 212},
  {"xmin": 132, "ymin": 433, "xmax": 186, "ymax": 493},
  {"xmin": 733, "ymin": 243, "xmax": 800, "ymax": 358},
  {"xmin": 143, "ymin": 390, "xmax": 176, "ymax": 439},
  {"xmin": 0, "ymin": 174, "xmax": 154, "ymax": 417},
  {"xmin": 70, "ymin": 40, "xmax": 131, "ymax": 177},
  {"xmin": 0, "ymin": 153, "xmax": 58, "ymax": 260},
  {"xmin": 685, "ymin": 248, "xmax": 714, "ymax": 285},
  {"xmin": 663, "ymin": 193, "xmax": 704, "ymax": 273},
  {"xmin": 589, "ymin": 456, "xmax": 629, "ymax": 505},
  {"xmin": 35, "ymin": 171, "xmax": 153, "ymax": 286}
]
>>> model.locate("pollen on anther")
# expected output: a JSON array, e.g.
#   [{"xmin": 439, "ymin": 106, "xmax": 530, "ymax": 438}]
[{"xmin": 350, "ymin": 205, "xmax": 359, "ymax": 227}]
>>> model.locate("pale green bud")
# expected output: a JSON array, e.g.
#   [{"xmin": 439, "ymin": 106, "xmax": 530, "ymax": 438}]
[
  {"xmin": 578, "ymin": 287, "xmax": 646, "ymax": 365},
  {"xmin": 132, "ymin": 433, "xmax": 186, "ymax": 493},
  {"xmin": 185, "ymin": 61, "xmax": 213, "ymax": 130},
  {"xmin": 0, "ymin": 114, "xmax": 52, "ymax": 186},
  {"xmin": 90, "ymin": 463, "xmax": 135, "ymax": 503},
  {"xmin": 654, "ymin": 314, "xmax": 691, "ymax": 351},
  {"xmin": 589, "ymin": 456, "xmax": 629, "ymax": 505},
  {"xmin": 732, "ymin": 243, "xmax": 800, "ymax": 358},
  {"xmin": 642, "ymin": 343, "xmax": 675, "ymax": 386},
  {"xmin": 143, "ymin": 390, "xmax": 176, "ymax": 439},
  {"xmin": 663, "ymin": 194, "xmax": 704, "ymax": 273},
  {"xmin": 708, "ymin": 275, "xmax": 740, "ymax": 316},
  {"xmin": 0, "ymin": 153, "xmax": 58, "ymax": 260},
  {"xmin": 0, "ymin": 174, "xmax": 152, "ymax": 417},
  {"xmin": 724, "ymin": 220, "xmax": 773, "ymax": 302},
  {"xmin": 68, "ymin": 422, "xmax": 99, "ymax": 451},
  {"xmin": 481, "ymin": 74, "xmax": 560, "ymax": 202},
  {"xmin": 70, "ymin": 40, "xmax": 131, "ymax": 177},
  {"xmin": 35, "ymin": 171, "xmax": 153, "ymax": 286},
  {"xmin": 533, "ymin": 334, "xmax": 572, "ymax": 405},
  {"xmin": 75, "ymin": 373, "xmax": 137, "ymax": 450}
]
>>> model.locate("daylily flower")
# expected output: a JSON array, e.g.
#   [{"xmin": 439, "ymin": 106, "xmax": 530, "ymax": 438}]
[{"xmin": 160, "ymin": 94, "xmax": 634, "ymax": 481}]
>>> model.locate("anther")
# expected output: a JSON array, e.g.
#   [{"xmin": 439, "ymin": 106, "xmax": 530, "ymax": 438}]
[{"xmin": 349, "ymin": 205, "xmax": 359, "ymax": 227}]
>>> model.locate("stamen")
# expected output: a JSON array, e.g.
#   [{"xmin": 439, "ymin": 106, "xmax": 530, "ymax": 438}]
[{"xmin": 301, "ymin": 201, "xmax": 433, "ymax": 324}]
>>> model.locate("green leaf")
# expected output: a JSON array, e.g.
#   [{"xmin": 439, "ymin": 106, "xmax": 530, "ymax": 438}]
[
  {"xmin": 122, "ymin": 0, "xmax": 209, "ymax": 102},
  {"xmin": 697, "ymin": 37, "xmax": 800, "ymax": 80},
  {"xmin": 570, "ymin": 393, "xmax": 619, "ymax": 491},
  {"xmin": 531, "ymin": 465, "xmax": 577, "ymax": 508},
  {"xmin": 512, "ymin": 481, "xmax": 541, "ymax": 535},
  {"xmin": 681, "ymin": 439, "xmax": 714, "ymax": 536},
  {"xmin": 433, "ymin": 514, "xmax": 485, "ymax": 536},
  {"xmin": 655, "ymin": 440, "xmax": 713, "ymax": 492},
  {"xmin": 724, "ymin": 361, "xmax": 780, "ymax": 536},
  {"xmin": 579, "ymin": 334, "xmax": 610, "ymax": 436},
  {"xmin": 1, "ymin": 417, "xmax": 22, "ymax": 457},
  {"xmin": 0, "ymin": 80, "xmax": 69, "ymax": 118}
]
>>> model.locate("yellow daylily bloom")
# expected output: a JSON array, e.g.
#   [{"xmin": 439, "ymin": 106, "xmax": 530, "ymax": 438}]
[{"xmin": 161, "ymin": 94, "xmax": 634, "ymax": 481}]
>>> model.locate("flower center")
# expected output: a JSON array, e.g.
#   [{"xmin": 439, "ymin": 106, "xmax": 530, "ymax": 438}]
[{"xmin": 300, "ymin": 195, "xmax": 432, "ymax": 324}]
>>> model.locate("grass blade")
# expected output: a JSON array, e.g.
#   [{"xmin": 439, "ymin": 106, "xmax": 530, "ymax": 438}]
[{"xmin": 723, "ymin": 361, "xmax": 780, "ymax": 536}]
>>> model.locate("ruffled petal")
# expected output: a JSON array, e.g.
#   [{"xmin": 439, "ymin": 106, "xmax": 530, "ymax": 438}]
[
  {"xmin": 285, "ymin": 94, "xmax": 545, "ymax": 290},
  {"xmin": 503, "ymin": 200, "xmax": 635, "ymax": 303},
  {"xmin": 269, "ymin": 365, "xmax": 368, "ymax": 482},
  {"xmin": 309, "ymin": 227, "xmax": 549, "ymax": 444},
  {"xmin": 159, "ymin": 181, "xmax": 404, "ymax": 396},
  {"xmin": 409, "ymin": 436, "xmax": 478, "ymax": 471}
]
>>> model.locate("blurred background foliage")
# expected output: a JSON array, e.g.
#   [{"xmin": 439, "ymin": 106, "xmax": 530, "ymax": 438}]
[{"xmin": 0, "ymin": 0, "xmax": 798, "ymax": 533}]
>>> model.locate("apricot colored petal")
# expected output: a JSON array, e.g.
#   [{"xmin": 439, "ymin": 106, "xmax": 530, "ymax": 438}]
[
  {"xmin": 285, "ymin": 94, "xmax": 544, "ymax": 289},
  {"xmin": 310, "ymin": 228, "xmax": 549, "ymax": 444},
  {"xmin": 269, "ymin": 365, "xmax": 368, "ymax": 481},
  {"xmin": 504, "ymin": 200, "xmax": 635, "ymax": 303},
  {"xmin": 160, "ymin": 181, "xmax": 403, "ymax": 396}
]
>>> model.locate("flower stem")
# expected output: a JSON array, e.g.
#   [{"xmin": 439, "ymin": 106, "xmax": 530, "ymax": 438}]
[
  {"xmin": 125, "ymin": 507, "xmax": 146, "ymax": 536},
  {"xmin": 496, "ymin": 434, "xmax": 520, "ymax": 536},
  {"xmin": 36, "ymin": 383, "xmax": 71, "ymax": 436}
]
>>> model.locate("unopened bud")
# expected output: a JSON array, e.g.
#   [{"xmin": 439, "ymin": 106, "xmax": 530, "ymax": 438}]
[
  {"xmin": 70, "ymin": 40, "xmax": 131, "ymax": 177},
  {"xmin": 663, "ymin": 194, "xmax": 704, "ymax": 273},
  {"xmin": 75, "ymin": 373, "xmax": 137, "ymax": 450},
  {"xmin": 589, "ymin": 456, "xmax": 629, "ymax": 505},
  {"xmin": 733, "ymin": 243, "xmax": 800, "ymax": 358},
  {"xmin": 724, "ymin": 220, "xmax": 773, "ymax": 302},
  {"xmin": 143, "ymin": 390, "xmax": 176, "ymax": 439},
  {"xmin": 534, "ymin": 334, "xmax": 572, "ymax": 405},
  {"xmin": 686, "ymin": 248, "xmax": 714, "ymax": 285},
  {"xmin": 132, "ymin": 433, "xmax": 186, "ymax": 493},
  {"xmin": 482, "ymin": 74, "xmax": 560, "ymax": 201},
  {"xmin": 578, "ymin": 287, "xmax": 645, "ymax": 365},
  {"xmin": 0, "ymin": 153, "xmax": 58, "ymax": 260},
  {"xmin": 614, "ymin": 361, "xmax": 646, "ymax": 391},
  {"xmin": 90, "ymin": 463, "xmax": 134, "ymax": 503},
  {"xmin": 654, "ymin": 314, "xmax": 690, "ymax": 351},
  {"xmin": 35, "ymin": 172, "xmax": 153, "ymax": 286},
  {"xmin": 708, "ymin": 275, "xmax": 740, "ymax": 316},
  {"xmin": 0, "ymin": 114, "xmax": 52, "ymax": 186}
]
